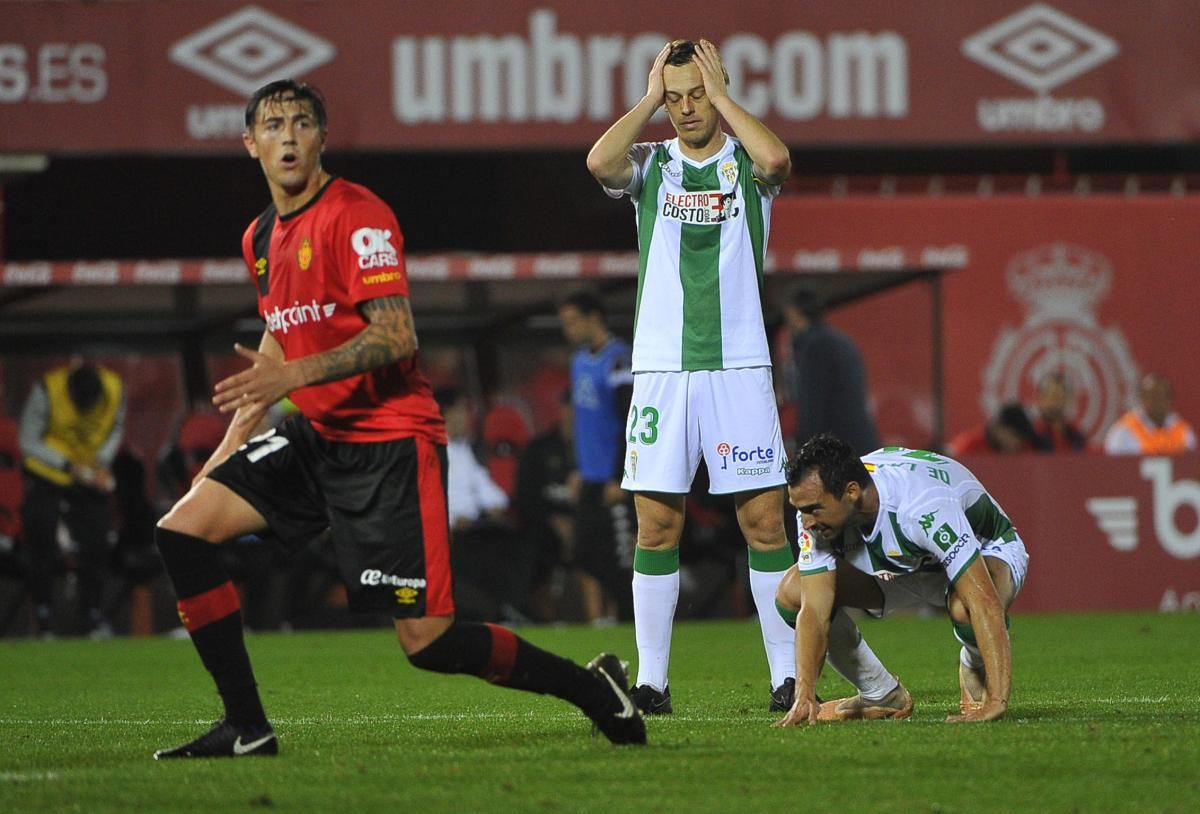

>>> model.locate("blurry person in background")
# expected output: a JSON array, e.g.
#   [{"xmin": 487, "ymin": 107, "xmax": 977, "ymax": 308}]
[
  {"xmin": 947, "ymin": 402, "xmax": 1039, "ymax": 457},
  {"xmin": 151, "ymin": 79, "xmax": 643, "ymax": 759},
  {"xmin": 1104, "ymin": 373, "xmax": 1196, "ymax": 455},
  {"xmin": 436, "ymin": 387, "xmax": 510, "ymax": 534},
  {"xmin": 782, "ymin": 287, "xmax": 880, "ymax": 457},
  {"xmin": 19, "ymin": 357, "xmax": 126, "ymax": 637},
  {"xmin": 435, "ymin": 386, "xmax": 529, "ymax": 623},
  {"xmin": 514, "ymin": 390, "xmax": 578, "ymax": 622},
  {"xmin": 587, "ymin": 38, "xmax": 796, "ymax": 714},
  {"xmin": 559, "ymin": 291, "xmax": 634, "ymax": 626},
  {"xmin": 1029, "ymin": 373, "xmax": 1086, "ymax": 452}
]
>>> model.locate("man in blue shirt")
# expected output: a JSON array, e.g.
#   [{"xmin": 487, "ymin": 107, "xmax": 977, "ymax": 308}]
[{"xmin": 559, "ymin": 291, "xmax": 635, "ymax": 624}]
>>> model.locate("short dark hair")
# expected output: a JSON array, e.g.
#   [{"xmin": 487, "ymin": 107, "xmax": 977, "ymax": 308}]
[
  {"xmin": 433, "ymin": 386, "xmax": 464, "ymax": 413},
  {"xmin": 67, "ymin": 363, "xmax": 103, "ymax": 411},
  {"xmin": 994, "ymin": 402, "xmax": 1036, "ymax": 440},
  {"xmin": 786, "ymin": 433, "xmax": 871, "ymax": 498},
  {"xmin": 665, "ymin": 40, "xmax": 730, "ymax": 83},
  {"xmin": 244, "ymin": 79, "xmax": 328, "ymax": 131},
  {"xmin": 788, "ymin": 286, "xmax": 826, "ymax": 322},
  {"xmin": 561, "ymin": 290, "xmax": 605, "ymax": 319}
]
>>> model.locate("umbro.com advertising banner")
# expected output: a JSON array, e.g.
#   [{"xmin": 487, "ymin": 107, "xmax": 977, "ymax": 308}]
[{"xmin": 4, "ymin": 0, "xmax": 1200, "ymax": 152}]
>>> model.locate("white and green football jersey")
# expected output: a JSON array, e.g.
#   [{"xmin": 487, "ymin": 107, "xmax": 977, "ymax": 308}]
[
  {"xmin": 608, "ymin": 135, "xmax": 778, "ymax": 373},
  {"xmin": 796, "ymin": 447, "xmax": 1021, "ymax": 585}
]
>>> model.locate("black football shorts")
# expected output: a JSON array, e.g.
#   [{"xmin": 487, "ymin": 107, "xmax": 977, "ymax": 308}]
[{"xmin": 208, "ymin": 414, "xmax": 454, "ymax": 617}]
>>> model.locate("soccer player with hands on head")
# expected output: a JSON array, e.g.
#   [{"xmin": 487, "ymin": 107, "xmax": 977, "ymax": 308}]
[{"xmin": 588, "ymin": 39, "xmax": 797, "ymax": 716}]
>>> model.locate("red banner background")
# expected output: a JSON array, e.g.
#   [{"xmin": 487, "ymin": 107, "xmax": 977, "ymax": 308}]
[
  {"xmin": 965, "ymin": 454, "xmax": 1200, "ymax": 613},
  {"xmin": 770, "ymin": 196, "xmax": 1200, "ymax": 449},
  {"xmin": 4, "ymin": 0, "xmax": 1200, "ymax": 152}
]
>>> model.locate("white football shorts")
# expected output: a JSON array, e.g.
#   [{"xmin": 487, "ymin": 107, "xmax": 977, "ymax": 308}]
[
  {"xmin": 869, "ymin": 537, "xmax": 1030, "ymax": 616},
  {"xmin": 620, "ymin": 367, "xmax": 787, "ymax": 495}
]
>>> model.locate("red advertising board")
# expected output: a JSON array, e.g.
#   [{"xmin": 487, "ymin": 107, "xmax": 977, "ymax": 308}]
[
  {"xmin": 965, "ymin": 453, "xmax": 1200, "ymax": 613},
  {"xmin": 3, "ymin": 0, "xmax": 1200, "ymax": 152},
  {"xmin": 768, "ymin": 195, "xmax": 1200, "ymax": 451}
]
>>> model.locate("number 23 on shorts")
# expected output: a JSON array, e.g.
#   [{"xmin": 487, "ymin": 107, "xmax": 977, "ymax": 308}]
[{"xmin": 627, "ymin": 404, "xmax": 660, "ymax": 445}]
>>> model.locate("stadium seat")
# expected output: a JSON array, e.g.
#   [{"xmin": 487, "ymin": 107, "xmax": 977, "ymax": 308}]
[{"xmin": 482, "ymin": 403, "xmax": 531, "ymax": 498}]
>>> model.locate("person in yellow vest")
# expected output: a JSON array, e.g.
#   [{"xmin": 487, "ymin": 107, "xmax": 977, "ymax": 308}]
[
  {"xmin": 18, "ymin": 359, "xmax": 126, "ymax": 637},
  {"xmin": 1104, "ymin": 373, "xmax": 1196, "ymax": 455}
]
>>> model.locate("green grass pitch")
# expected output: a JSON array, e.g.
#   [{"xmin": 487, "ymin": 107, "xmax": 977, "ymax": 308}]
[{"xmin": 1, "ymin": 612, "xmax": 1198, "ymax": 813}]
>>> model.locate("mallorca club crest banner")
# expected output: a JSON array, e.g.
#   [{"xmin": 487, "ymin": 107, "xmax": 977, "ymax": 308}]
[
  {"xmin": 766, "ymin": 195, "xmax": 1200, "ymax": 448},
  {"xmin": 3, "ymin": 0, "xmax": 1200, "ymax": 152}
]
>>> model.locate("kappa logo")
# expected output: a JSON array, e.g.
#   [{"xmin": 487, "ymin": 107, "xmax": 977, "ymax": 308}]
[
  {"xmin": 962, "ymin": 4, "xmax": 1117, "ymax": 95},
  {"xmin": 170, "ymin": 5, "xmax": 336, "ymax": 97}
]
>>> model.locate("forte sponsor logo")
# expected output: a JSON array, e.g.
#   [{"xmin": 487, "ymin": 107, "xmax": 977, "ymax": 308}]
[
  {"xmin": 962, "ymin": 4, "xmax": 1118, "ymax": 133},
  {"xmin": 264, "ymin": 299, "xmax": 336, "ymax": 334},
  {"xmin": 717, "ymin": 442, "xmax": 776, "ymax": 475},
  {"xmin": 392, "ymin": 9, "xmax": 908, "ymax": 125}
]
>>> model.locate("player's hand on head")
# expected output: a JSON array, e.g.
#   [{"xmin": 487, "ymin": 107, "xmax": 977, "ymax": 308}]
[
  {"xmin": 694, "ymin": 39, "xmax": 729, "ymax": 101},
  {"xmin": 646, "ymin": 42, "xmax": 670, "ymax": 106}
]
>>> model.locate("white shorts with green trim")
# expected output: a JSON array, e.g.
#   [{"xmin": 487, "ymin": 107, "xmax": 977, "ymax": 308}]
[
  {"xmin": 621, "ymin": 367, "xmax": 787, "ymax": 495},
  {"xmin": 868, "ymin": 537, "xmax": 1029, "ymax": 616}
]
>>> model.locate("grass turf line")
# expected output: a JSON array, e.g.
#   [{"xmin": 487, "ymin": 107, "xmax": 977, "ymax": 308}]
[{"xmin": 0, "ymin": 611, "xmax": 1197, "ymax": 813}]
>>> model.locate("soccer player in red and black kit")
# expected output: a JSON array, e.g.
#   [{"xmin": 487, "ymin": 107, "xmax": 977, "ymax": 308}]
[{"xmin": 153, "ymin": 79, "xmax": 645, "ymax": 758}]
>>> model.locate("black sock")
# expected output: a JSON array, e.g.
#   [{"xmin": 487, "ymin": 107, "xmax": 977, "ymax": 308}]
[
  {"xmin": 407, "ymin": 622, "xmax": 610, "ymax": 715},
  {"xmin": 156, "ymin": 527, "xmax": 267, "ymax": 729}
]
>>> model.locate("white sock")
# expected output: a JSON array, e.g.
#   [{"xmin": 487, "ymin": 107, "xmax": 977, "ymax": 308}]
[
  {"xmin": 632, "ymin": 570, "xmax": 679, "ymax": 691},
  {"xmin": 960, "ymin": 644, "xmax": 984, "ymax": 670},
  {"xmin": 825, "ymin": 609, "xmax": 898, "ymax": 701},
  {"xmin": 748, "ymin": 565, "xmax": 795, "ymax": 689}
]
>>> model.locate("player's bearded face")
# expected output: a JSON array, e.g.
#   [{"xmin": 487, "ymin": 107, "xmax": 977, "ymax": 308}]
[
  {"xmin": 663, "ymin": 63, "xmax": 719, "ymax": 148},
  {"xmin": 244, "ymin": 96, "xmax": 326, "ymax": 192},
  {"xmin": 792, "ymin": 474, "xmax": 858, "ymax": 541}
]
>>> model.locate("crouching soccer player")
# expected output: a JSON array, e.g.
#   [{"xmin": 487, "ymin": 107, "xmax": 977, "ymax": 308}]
[
  {"xmin": 152, "ymin": 79, "xmax": 644, "ymax": 758},
  {"xmin": 773, "ymin": 434, "xmax": 1028, "ymax": 725}
]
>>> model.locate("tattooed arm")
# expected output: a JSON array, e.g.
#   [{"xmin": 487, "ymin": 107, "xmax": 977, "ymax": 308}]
[
  {"xmin": 212, "ymin": 295, "xmax": 418, "ymax": 416},
  {"xmin": 297, "ymin": 294, "xmax": 417, "ymax": 386}
]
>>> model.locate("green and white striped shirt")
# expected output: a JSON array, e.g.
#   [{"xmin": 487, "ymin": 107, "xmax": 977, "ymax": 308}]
[{"xmin": 608, "ymin": 135, "xmax": 778, "ymax": 372}]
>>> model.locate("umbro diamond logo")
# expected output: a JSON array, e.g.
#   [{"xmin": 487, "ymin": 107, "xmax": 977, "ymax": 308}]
[
  {"xmin": 232, "ymin": 733, "xmax": 276, "ymax": 755},
  {"xmin": 961, "ymin": 3, "xmax": 1118, "ymax": 95},
  {"xmin": 170, "ymin": 5, "xmax": 336, "ymax": 97},
  {"xmin": 597, "ymin": 668, "xmax": 636, "ymax": 719}
]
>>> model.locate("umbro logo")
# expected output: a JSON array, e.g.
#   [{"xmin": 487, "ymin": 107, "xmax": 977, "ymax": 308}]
[
  {"xmin": 961, "ymin": 3, "xmax": 1118, "ymax": 95},
  {"xmin": 170, "ymin": 5, "xmax": 336, "ymax": 97}
]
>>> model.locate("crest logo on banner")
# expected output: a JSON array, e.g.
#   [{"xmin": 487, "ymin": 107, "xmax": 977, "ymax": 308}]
[
  {"xmin": 981, "ymin": 242, "xmax": 1138, "ymax": 445},
  {"xmin": 170, "ymin": 5, "xmax": 336, "ymax": 97}
]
